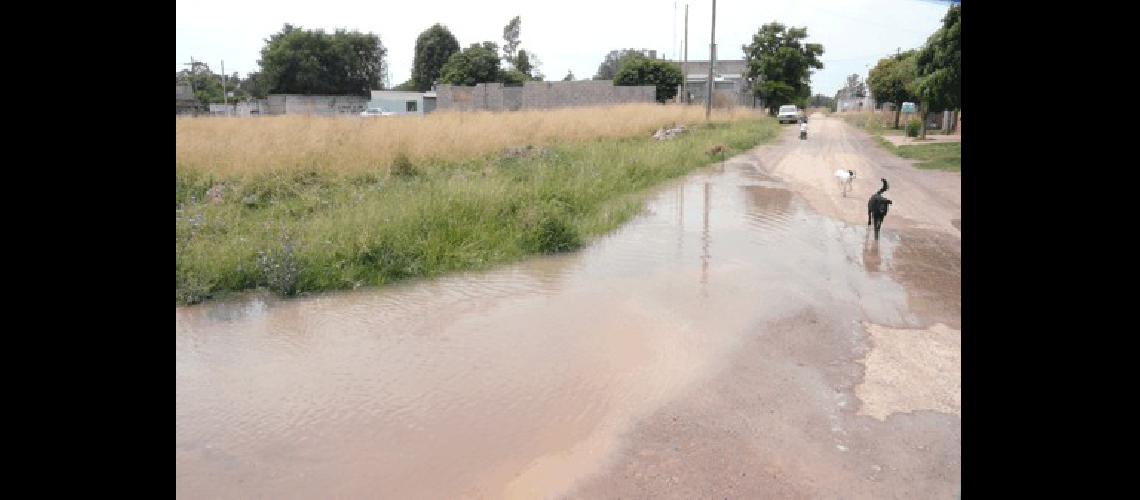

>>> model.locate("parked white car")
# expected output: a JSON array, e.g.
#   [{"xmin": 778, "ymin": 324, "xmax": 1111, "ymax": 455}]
[
  {"xmin": 360, "ymin": 108, "xmax": 396, "ymax": 117},
  {"xmin": 777, "ymin": 105, "xmax": 806, "ymax": 124}
]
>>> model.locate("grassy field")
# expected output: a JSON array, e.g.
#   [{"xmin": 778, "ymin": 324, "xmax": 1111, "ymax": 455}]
[
  {"xmin": 839, "ymin": 112, "xmax": 960, "ymax": 172},
  {"xmin": 177, "ymin": 105, "xmax": 778, "ymax": 304},
  {"xmin": 889, "ymin": 142, "xmax": 961, "ymax": 172}
]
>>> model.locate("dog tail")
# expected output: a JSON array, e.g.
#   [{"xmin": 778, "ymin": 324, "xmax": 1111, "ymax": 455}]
[{"xmin": 876, "ymin": 178, "xmax": 889, "ymax": 195}]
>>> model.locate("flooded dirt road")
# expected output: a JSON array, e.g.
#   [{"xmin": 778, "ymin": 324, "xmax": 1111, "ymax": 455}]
[{"xmin": 176, "ymin": 115, "xmax": 960, "ymax": 499}]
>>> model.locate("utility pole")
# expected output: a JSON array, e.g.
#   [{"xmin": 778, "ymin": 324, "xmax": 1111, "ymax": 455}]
[
  {"xmin": 706, "ymin": 0, "xmax": 716, "ymax": 120},
  {"xmin": 683, "ymin": 4, "xmax": 688, "ymax": 104},
  {"xmin": 183, "ymin": 57, "xmax": 196, "ymax": 94},
  {"xmin": 221, "ymin": 60, "xmax": 227, "ymax": 117}
]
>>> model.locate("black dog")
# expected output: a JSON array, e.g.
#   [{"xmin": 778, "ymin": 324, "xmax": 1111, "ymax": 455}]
[{"xmin": 867, "ymin": 178, "xmax": 893, "ymax": 239}]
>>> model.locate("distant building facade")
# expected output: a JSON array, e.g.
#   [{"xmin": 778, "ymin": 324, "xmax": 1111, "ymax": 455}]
[{"xmin": 667, "ymin": 59, "xmax": 754, "ymax": 107}]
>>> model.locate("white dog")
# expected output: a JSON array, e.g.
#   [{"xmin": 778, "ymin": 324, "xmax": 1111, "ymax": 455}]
[{"xmin": 834, "ymin": 169, "xmax": 856, "ymax": 197}]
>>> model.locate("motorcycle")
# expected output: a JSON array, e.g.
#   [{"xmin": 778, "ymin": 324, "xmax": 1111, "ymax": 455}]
[{"xmin": 799, "ymin": 130, "xmax": 807, "ymax": 140}]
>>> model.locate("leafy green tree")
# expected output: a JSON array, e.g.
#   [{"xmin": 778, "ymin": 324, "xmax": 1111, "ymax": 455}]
[
  {"xmin": 914, "ymin": 4, "xmax": 961, "ymax": 138},
  {"xmin": 240, "ymin": 71, "xmax": 269, "ymax": 99},
  {"xmin": 412, "ymin": 23, "xmax": 460, "ymax": 91},
  {"xmin": 742, "ymin": 22, "xmax": 824, "ymax": 114},
  {"xmin": 258, "ymin": 24, "xmax": 387, "ymax": 96},
  {"xmin": 502, "ymin": 16, "xmax": 521, "ymax": 67},
  {"xmin": 439, "ymin": 42, "xmax": 502, "ymax": 85},
  {"xmin": 809, "ymin": 94, "xmax": 835, "ymax": 109},
  {"xmin": 868, "ymin": 50, "xmax": 918, "ymax": 128},
  {"xmin": 393, "ymin": 79, "xmax": 417, "ymax": 91},
  {"xmin": 593, "ymin": 49, "xmax": 650, "ymax": 80},
  {"xmin": 177, "ymin": 61, "xmax": 224, "ymax": 108},
  {"xmin": 500, "ymin": 69, "xmax": 529, "ymax": 85},
  {"xmin": 614, "ymin": 56, "xmax": 683, "ymax": 103},
  {"xmin": 515, "ymin": 49, "xmax": 532, "ymax": 77}
]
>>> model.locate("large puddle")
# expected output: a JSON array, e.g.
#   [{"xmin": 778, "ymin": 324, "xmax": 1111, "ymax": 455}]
[{"xmin": 176, "ymin": 157, "xmax": 953, "ymax": 499}]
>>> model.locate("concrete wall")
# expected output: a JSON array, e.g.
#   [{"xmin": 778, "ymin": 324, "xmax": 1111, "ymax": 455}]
[
  {"xmin": 369, "ymin": 91, "xmax": 429, "ymax": 115},
  {"xmin": 672, "ymin": 60, "xmax": 748, "ymax": 78},
  {"xmin": 503, "ymin": 86, "xmax": 523, "ymax": 111},
  {"xmin": 265, "ymin": 94, "xmax": 369, "ymax": 115},
  {"xmin": 683, "ymin": 79, "xmax": 749, "ymax": 107},
  {"xmin": 434, "ymin": 80, "xmax": 655, "ymax": 112},
  {"xmin": 208, "ymin": 100, "xmax": 270, "ymax": 116}
]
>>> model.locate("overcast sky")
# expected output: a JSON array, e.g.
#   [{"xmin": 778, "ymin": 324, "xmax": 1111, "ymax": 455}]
[{"xmin": 176, "ymin": 0, "xmax": 954, "ymax": 97}]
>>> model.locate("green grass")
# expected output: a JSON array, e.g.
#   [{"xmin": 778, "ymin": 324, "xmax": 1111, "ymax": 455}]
[
  {"xmin": 176, "ymin": 118, "xmax": 780, "ymax": 305},
  {"xmin": 841, "ymin": 113, "xmax": 960, "ymax": 173},
  {"xmin": 891, "ymin": 142, "xmax": 961, "ymax": 172}
]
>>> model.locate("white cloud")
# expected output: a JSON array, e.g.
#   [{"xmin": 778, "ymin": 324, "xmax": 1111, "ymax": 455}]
[{"xmin": 176, "ymin": 0, "xmax": 951, "ymax": 96}]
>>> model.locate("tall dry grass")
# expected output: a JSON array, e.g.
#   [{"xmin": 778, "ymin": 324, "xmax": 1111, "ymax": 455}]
[{"xmin": 176, "ymin": 104, "xmax": 761, "ymax": 177}]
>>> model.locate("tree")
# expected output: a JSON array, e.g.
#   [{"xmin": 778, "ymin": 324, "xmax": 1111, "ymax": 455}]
[
  {"xmin": 515, "ymin": 49, "xmax": 532, "ymax": 77},
  {"xmin": 393, "ymin": 79, "xmax": 417, "ymax": 91},
  {"xmin": 500, "ymin": 69, "xmax": 529, "ymax": 85},
  {"xmin": 177, "ymin": 61, "xmax": 224, "ymax": 108},
  {"xmin": 614, "ymin": 56, "xmax": 683, "ymax": 103},
  {"xmin": 562, "ymin": 70, "xmax": 575, "ymax": 81},
  {"xmin": 439, "ymin": 42, "xmax": 502, "ymax": 85},
  {"xmin": 412, "ymin": 24, "xmax": 460, "ymax": 91},
  {"xmin": 258, "ymin": 24, "xmax": 388, "ymax": 95},
  {"xmin": 520, "ymin": 50, "xmax": 544, "ymax": 80},
  {"xmin": 809, "ymin": 94, "xmax": 836, "ymax": 109},
  {"xmin": 742, "ymin": 22, "xmax": 825, "ymax": 114},
  {"xmin": 593, "ymin": 49, "xmax": 654, "ymax": 80},
  {"xmin": 867, "ymin": 50, "xmax": 918, "ymax": 128},
  {"xmin": 242, "ymin": 71, "xmax": 269, "ymax": 99},
  {"xmin": 502, "ymin": 16, "xmax": 521, "ymax": 68},
  {"xmin": 915, "ymin": 4, "xmax": 961, "ymax": 138}
]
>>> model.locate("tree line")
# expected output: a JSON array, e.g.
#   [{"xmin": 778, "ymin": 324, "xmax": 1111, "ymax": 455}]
[
  {"xmin": 176, "ymin": 16, "xmax": 847, "ymax": 111},
  {"xmin": 866, "ymin": 4, "xmax": 961, "ymax": 137}
]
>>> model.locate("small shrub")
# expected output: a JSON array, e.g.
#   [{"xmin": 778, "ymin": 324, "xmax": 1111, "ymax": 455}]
[
  {"xmin": 390, "ymin": 152, "xmax": 417, "ymax": 177},
  {"xmin": 257, "ymin": 235, "xmax": 300, "ymax": 296},
  {"xmin": 521, "ymin": 205, "xmax": 581, "ymax": 254},
  {"xmin": 176, "ymin": 273, "xmax": 213, "ymax": 304},
  {"xmin": 906, "ymin": 119, "xmax": 921, "ymax": 137}
]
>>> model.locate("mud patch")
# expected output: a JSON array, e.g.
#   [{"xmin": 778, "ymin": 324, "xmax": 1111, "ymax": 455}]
[
  {"xmin": 855, "ymin": 322, "xmax": 960, "ymax": 420},
  {"xmin": 890, "ymin": 230, "xmax": 961, "ymax": 328}
]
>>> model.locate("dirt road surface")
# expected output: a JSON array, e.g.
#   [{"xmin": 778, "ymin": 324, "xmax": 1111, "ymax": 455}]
[
  {"xmin": 176, "ymin": 114, "xmax": 961, "ymax": 499},
  {"xmin": 564, "ymin": 114, "xmax": 961, "ymax": 499}
]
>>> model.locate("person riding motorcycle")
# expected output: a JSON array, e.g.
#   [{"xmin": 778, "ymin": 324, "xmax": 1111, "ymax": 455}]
[{"xmin": 799, "ymin": 120, "xmax": 808, "ymax": 140}]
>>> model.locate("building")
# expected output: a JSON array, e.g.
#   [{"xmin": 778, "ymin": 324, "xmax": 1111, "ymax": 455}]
[
  {"xmin": 264, "ymin": 94, "xmax": 370, "ymax": 115},
  {"xmin": 667, "ymin": 59, "xmax": 753, "ymax": 108},
  {"xmin": 838, "ymin": 89, "xmax": 877, "ymax": 112},
  {"xmin": 837, "ymin": 96, "xmax": 866, "ymax": 112},
  {"xmin": 368, "ymin": 90, "xmax": 437, "ymax": 115}
]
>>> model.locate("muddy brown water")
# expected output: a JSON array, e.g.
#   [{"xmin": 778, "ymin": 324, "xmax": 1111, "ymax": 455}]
[{"xmin": 176, "ymin": 134, "xmax": 959, "ymax": 498}]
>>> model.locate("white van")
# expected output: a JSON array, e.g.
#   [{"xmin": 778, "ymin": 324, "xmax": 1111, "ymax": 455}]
[{"xmin": 777, "ymin": 105, "xmax": 805, "ymax": 124}]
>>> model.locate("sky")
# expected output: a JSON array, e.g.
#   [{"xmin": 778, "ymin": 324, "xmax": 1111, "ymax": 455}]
[{"xmin": 176, "ymin": 0, "xmax": 954, "ymax": 97}]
